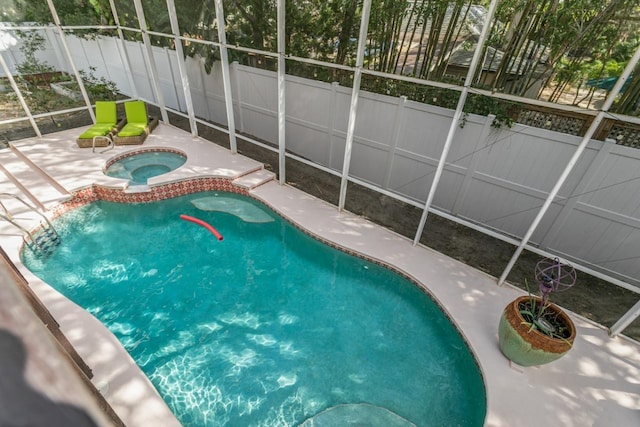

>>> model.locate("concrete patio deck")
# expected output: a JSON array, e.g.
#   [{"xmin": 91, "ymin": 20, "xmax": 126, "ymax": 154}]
[{"xmin": 1, "ymin": 124, "xmax": 638, "ymax": 426}]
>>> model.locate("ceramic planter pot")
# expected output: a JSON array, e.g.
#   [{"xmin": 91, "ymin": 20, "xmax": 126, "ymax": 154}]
[{"xmin": 498, "ymin": 295, "xmax": 575, "ymax": 366}]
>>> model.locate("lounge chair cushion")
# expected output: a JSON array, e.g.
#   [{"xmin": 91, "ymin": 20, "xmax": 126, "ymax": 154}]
[
  {"xmin": 117, "ymin": 123, "xmax": 147, "ymax": 137},
  {"xmin": 95, "ymin": 101, "xmax": 117, "ymax": 124},
  {"xmin": 124, "ymin": 101, "xmax": 148, "ymax": 124},
  {"xmin": 78, "ymin": 124, "xmax": 115, "ymax": 139}
]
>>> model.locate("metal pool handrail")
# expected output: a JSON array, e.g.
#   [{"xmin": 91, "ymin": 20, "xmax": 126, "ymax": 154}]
[{"xmin": 0, "ymin": 193, "xmax": 60, "ymax": 255}]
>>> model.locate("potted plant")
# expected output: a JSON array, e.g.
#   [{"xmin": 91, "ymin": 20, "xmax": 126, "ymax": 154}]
[{"xmin": 498, "ymin": 257, "xmax": 577, "ymax": 366}]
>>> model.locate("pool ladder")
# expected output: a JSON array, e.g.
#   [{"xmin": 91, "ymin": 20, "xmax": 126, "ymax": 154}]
[{"xmin": 0, "ymin": 193, "xmax": 61, "ymax": 256}]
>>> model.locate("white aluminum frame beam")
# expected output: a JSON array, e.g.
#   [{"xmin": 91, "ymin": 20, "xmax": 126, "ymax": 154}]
[
  {"xmin": 45, "ymin": 0, "xmax": 95, "ymax": 122},
  {"xmin": 610, "ymin": 299, "xmax": 640, "ymax": 337},
  {"xmin": 214, "ymin": 0, "xmax": 238, "ymax": 154},
  {"xmin": 277, "ymin": 0, "xmax": 286, "ymax": 183},
  {"xmin": 107, "ymin": 0, "xmax": 138, "ymax": 98},
  {"xmin": 0, "ymin": 54, "xmax": 40, "ymax": 137},
  {"xmin": 338, "ymin": 0, "xmax": 373, "ymax": 211},
  {"xmin": 132, "ymin": 0, "xmax": 169, "ymax": 123},
  {"xmin": 166, "ymin": 0, "xmax": 197, "ymax": 136},
  {"xmin": 413, "ymin": 0, "xmax": 500, "ymax": 245}
]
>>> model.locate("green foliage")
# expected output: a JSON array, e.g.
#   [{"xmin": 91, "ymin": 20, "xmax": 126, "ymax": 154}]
[
  {"xmin": 286, "ymin": 0, "xmax": 362, "ymax": 64},
  {"xmin": 78, "ymin": 67, "xmax": 118, "ymax": 101},
  {"xmin": 603, "ymin": 60, "xmax": 624, "ymax": 78},
  {"xmin": 358, "ymin": 74, "xmax": 460, "ymax": 107},
  {"xmin": 7, "ymin": 0, "xmax": 640, "ymax": 114},
  {"xmin": 14, "ymin": 32, "xmax": 55, "ymax": 77},
  {"xmin": 226, "ymin": 0, "xmax": 277, "ymax": 51},
  {"xmin": 518, "ymin": 299, "xmax": 572, "ymax": 340},
  {"xmin": 12, "ymin": 30, "xmax": 118, "ymax": 123},
  {"xmin": 11, "ymin": 75, "xmax": 78, "ymax": 118},
  {"xmin": 10, "ymin": 0, "xmax": 113, "ymax": 28},
  {"xmin": 284, "ymin": 68, "xmax": 518, "ymax": 128},
  {"xmin": 12, "ymin": 30, "xmax": 70, "ymax": 121},
  {"xmin": 519, "ymin": 279, "xmax": 572, "ymax": 341},
  {"xmin": 463, "ymin": 93, "xmax": 519, "ymax": 128},
  {"xmin": 613, "ymin": 64, "xmax": 640, "ymax": 115}
]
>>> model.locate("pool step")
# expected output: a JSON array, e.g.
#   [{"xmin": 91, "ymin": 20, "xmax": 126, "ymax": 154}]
[
  {"xmin": 124, "ymin": 184, "xmax": 151, "ymax": 194},
  {"xmin": 232, "ymin": 169, "xmax": 276, "ymax": 190},
  {"xmin": 0, "ymin": 147, "xmax": 70, "ymax": 211}
]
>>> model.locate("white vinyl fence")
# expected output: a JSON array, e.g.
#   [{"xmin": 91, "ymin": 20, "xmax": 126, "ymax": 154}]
[{"xmin": 3, "ymin": 32, "xmax": 640, "ymax": 290}]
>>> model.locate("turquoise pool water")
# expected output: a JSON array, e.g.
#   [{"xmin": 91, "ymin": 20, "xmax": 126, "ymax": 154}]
[
  {"xmin": 22, "ymin": 192, "xmax": 486, "ymax": 426},
  {"xmin": 105, "ymin": 151, "xmax": 186, "ymax": 184}
]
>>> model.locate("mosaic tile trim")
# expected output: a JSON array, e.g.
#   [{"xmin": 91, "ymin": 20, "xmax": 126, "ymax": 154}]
[
  {"xmin": 53, "ymin": 177, "xmax": 248, "ymax": 218},
  {"xmin": 103, "ymin": 147, "xmax": 187, "ymax": 171},
  {"xmin": 51, "ymin": 187, "xmax": 98, "ymax": 218}
]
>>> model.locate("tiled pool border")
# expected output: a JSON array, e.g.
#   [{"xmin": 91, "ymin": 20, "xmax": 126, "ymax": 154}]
[{"xmin": 52, "ymin": 177, "xmax": 249, "ymax": 217}]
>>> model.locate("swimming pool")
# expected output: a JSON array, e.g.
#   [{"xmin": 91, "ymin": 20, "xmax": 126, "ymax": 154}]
[{"xmin": 22, "ymin": 191, "xmax": 486, "ymax": 426}]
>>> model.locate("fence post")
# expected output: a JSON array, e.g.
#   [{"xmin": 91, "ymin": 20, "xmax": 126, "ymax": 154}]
[
  {"xmin": 328, "ymin": 81, "xmax": 339, "ymax": 170},
  {"xmin": 95, "ymin": 38, "xmax": 114, "ymax": 83},
  {"xmin": 338, "ymin": 0, "xmax": 373, "ymax": 211},
  {"xmin": 132, "ymin": 0, "xmax": 169, "ymax": 123},
  {"xmin": 164, "ymin": 47, "xmax": 181, "ymax": 111},
  {"xmin": 197, "ymin": 59, "xmax": 212, "ymax": 121},
  {"xmin": 166, "ymin": 0, "xmax": 199, "ymax": 136},
  {"xmin": 537, "ymin": 138, "xmax": 615, "ymax": 250},
  {"xmin": 594, "ymin": 117, "xmax": 615, "ymax": 141},
  {"xmin": 106, "ymin": 0, "xmax": 138, "ymax": 98},
  {"xmin": 44, "ymin": 28, "xmax": 67, "ymax": 74},
  {"xmin": 451, "ymin": 114, "xmax": 496, "ymax": 215},
  {"xmin": 383, "ymin": 96, "xmax": 407, "ymax": 189},
  {"xmin": 413, "ymin": 0, "xmax": 501, "ymax": 245},
  {"xmin": 214, "ymin": 0, "xmax": 238, "ymax": 153},
  {"xmin": 230, "ymin": 61, "xmax": 245, "ymax": 133}
]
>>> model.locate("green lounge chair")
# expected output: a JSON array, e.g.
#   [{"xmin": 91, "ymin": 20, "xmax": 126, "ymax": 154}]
[
  {"xmin": 113, "ymin": 100, "xmax": 159, "ymax": 145},
  {"xmin": 76, "ymin": 101, "xmax": 123, "ymax": 148}
]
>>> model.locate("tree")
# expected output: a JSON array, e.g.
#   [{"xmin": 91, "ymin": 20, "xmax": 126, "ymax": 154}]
[
  {"xmin": 8, "ymin": 0, "xmax": 639, "ymax": 115},
  {"xmin": 9, "ymin": 0, "xmax": 113, "ymax": 26},
  {"xmin": 483, "ymin": 0, "xmax": 640, "ymax": 104}
]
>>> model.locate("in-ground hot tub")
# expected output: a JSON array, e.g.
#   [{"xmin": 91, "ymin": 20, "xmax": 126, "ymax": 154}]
[{"xmin": 104, "ymin": 148, "xmax": 187, "ymax": 185}]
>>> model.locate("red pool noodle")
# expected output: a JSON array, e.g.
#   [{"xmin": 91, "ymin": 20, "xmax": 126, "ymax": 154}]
[{"xmin": 180, "ymin": 214, "xmax": 223, "ymax": 241}]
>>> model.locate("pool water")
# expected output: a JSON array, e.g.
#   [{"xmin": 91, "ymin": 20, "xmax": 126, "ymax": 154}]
[
  {"xmin": 105, "ymin": 151, "xmax": 186, "ymax": 184},
  {"xmin": 22, "ymin": 192, "xmax": 486, "ymax": 426}
]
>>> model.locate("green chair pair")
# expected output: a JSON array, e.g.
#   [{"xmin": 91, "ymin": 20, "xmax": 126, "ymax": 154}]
[
  {"xmin": 76, "ymin": 100, "xmax": 158, "ymax": 148},
  {"xmin": 76, "ymin": 101, "xmax": 124, "ymax": 148}
]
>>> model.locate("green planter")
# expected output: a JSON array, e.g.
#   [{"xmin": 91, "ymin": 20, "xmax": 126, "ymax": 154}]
[{"xmin": 498, "ymin": 296, "xmax": 576, "ymax": 366}]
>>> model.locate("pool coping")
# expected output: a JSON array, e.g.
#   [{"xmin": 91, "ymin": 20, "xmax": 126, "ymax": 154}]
[{"xmin": 1, "ymin": 124, "xmax": 639, "ymax": 427}]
